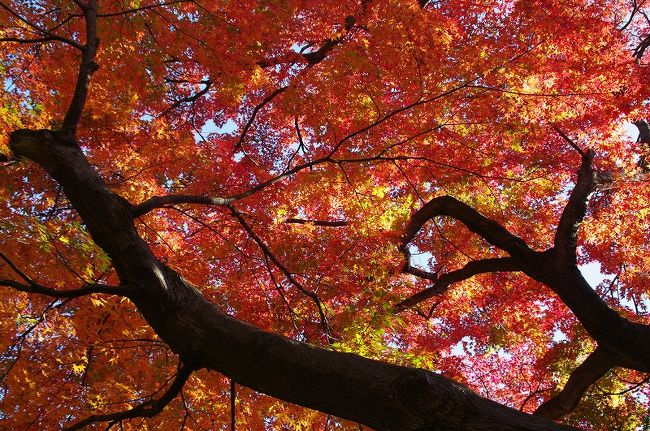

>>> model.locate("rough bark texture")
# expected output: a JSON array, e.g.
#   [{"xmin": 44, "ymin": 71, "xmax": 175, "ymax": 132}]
[{"xmin": 7, "ymin": 129, "xmax": 581, "ymax": 431}]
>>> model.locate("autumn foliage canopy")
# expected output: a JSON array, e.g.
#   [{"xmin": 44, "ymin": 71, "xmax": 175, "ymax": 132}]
[{"xmin": 0, "ymin": 0, "xmax": 649, "ymax": 430}]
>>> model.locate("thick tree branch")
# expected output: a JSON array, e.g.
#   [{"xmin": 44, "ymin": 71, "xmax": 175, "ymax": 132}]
[
  {"xmin": 634, "ymin": 120, "xmax": 650, "ymax": 171},
  {"xmin": 553, "ymin": 150, "xmax": 595, "ymax": 264},
  {"xmin": 230, "ymin": 378, "xmax": 237, "ymax": 431},
  {"xmin": 64, "ymin": 362, "xmax": 193, "ymax": 430},
  {"xmin": 633, "ymin": 33, "xmax": 650, "ymax": 59},
  {"xmin": 534, "ymin": 347, "xmax": 613, "ymax": 420},
  {"xmin": 61, "ymin": 0, "xmax": 100, "ymax": 137},
  {"xmin": 395, "ymin": 257, "xmax": 520, "ymax": 311},
  {"xmin": 132, "ymin": 194, "xmax": 234, "ymax": 217},
  {"xmin": 635, "ymin": 120, "xmax": 650, "ymax": 144},
  {"xmin": 396, "ymin": 160, "xmax": 650, "ymax": 380},
  {"xmin": 2, "ymin": 2, "xmax": 646, "ymax": 427},
  {"xmin": 401, "ymin": 195, "xmax": 533, "ymax": 257}
]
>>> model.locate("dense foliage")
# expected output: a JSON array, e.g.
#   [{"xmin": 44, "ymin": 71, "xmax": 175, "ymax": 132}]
[{"xmin": 0, "ymin": 0, "xmax": 649, "ymax": 429}]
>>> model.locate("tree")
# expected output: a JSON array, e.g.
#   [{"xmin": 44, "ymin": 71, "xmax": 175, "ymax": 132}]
[{"xmin": 0, "ymin": 0, "xmax": 649, "ymax": 429}]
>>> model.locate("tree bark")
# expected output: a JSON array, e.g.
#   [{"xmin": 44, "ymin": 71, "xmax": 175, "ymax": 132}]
[{"xmin": 6, "ymin": 128, "xmax": 580, "ymax": 431}]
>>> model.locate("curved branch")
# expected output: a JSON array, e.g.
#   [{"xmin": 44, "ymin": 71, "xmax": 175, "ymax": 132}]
[
  {"xmin": 395, "ymin": 257, "xmax": 520, "ymax": 311},
  {"xmin": 401, "ymin": 195, "xmax": 533, "ymax": 257},
  {"xmin": 396, "ymin": 163, "xmax": 650, "ymax": 376},
  {"xmin": 553, "ymin": 150, "xmax": 594, "ymax": 264},
  {"xmin": 635, "ymin": 120, "xmax": 650, "ymax": 144},
  {"xmin": 534, "ymin": 347, "xmax": 613, "ymax": 420},
  {"xmin": 400, "ymin": 177, "xmax": 650, "ymax": 371},
  {"xmin": 0, "ymin": 251, "xmax": 34, "ymax": 283},
  {"xmin": 619, "ymin": 0, "xmax": 643, "ymax": 31},
  {"xmin": 131, "ymin": 157, "xmax": 325, "ymax": 218},
  {"xmin": 64, "ymin": 362, "xmax": 194, "ymax": 430},
  {"xmin": 634, "ymin": 120, "xmax": 650, "ymax": 171}
]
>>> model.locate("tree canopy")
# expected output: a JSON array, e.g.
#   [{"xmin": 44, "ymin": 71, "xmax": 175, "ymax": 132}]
[{"xmin": 0, "ymin": 0, "xmax": 649, "ymax": 430}]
